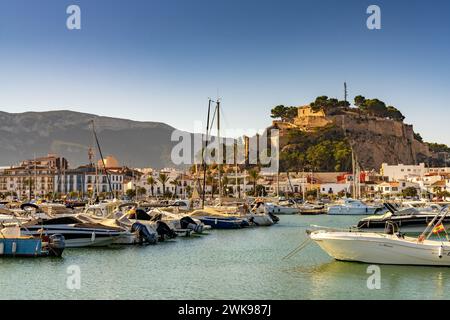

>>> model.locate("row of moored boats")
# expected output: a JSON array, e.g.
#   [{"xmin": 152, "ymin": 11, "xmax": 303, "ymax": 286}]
[{"xmin": 0, "ymin": 199, "xmax": 280, "ymax": 257}]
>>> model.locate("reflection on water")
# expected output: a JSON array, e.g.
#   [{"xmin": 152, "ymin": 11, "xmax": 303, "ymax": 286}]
[{"xmin": 1, "ymin": 215, "xmax": 450, "ymax": 299}]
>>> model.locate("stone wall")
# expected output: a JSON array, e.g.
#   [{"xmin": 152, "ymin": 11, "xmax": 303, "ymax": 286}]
[{"xmin": 286, "ymin": 108, "xmax": 431, "ymax": 170}]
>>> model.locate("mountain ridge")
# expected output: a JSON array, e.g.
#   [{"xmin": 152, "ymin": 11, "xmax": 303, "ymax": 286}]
[{"xmin": 0, "ymin": 110, "xmax": 181, "ymax": 168}]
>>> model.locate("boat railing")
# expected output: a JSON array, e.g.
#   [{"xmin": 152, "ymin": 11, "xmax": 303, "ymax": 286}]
[
  {"xmin": 307, "ymin": 224, "xmax": 357, "ymax": 233},
  {"xmin": 418, "ymin": 205, "xmax": 450, "ymax": 243}
]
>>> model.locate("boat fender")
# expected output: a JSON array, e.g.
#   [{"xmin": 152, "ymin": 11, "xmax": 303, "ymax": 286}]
[
  {"xmin": 439, "ymin": 245, "xmax": 443, "ymax": 259},
  {"xmin": 91, "ymin": 232, "xmax": 96, "ymax": 242},
  {"xmin": 0, "ymin": 242, "xmax": 3, "ymax": 255},
  {"xmin": 12, "ymin": 241, "xmax": 17, "ymax": 255}
]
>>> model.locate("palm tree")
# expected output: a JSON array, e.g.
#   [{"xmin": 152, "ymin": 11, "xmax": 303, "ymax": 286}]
[
  {"xmin": 221, "ymin": 174, "xmax": 229, "ymax": 196},
  {"xmin": 147, "ymin": 176, "xmax": 156, "ymax": 197},
  {"xmin": 248, "ymin": 169, "xmax": 261, "ymax": 196},
  {"xmin": 158, "ymin": 173, "xmax": 170, "ymax": 196},
  {"xmin": 206, "ymin": 173, "xmax": 214, "ymax": 197},
  {"xmin": 170, "ymin": 177, "xmax": 180, "ymax": 197}
]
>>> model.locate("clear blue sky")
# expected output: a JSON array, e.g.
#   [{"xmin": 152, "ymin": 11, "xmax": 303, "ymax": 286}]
[{"xmin": 0, "ymin": 0, "xmax": 449, "ymax": 143}]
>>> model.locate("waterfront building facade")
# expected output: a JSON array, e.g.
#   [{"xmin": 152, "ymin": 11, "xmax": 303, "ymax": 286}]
[
  {"xmin": 0, "ymin": 154, "xmax": 68, "ymax": 199},
  {"xmin": 380, "ymin": 163, "xmax": 426, "ymax": 181}
]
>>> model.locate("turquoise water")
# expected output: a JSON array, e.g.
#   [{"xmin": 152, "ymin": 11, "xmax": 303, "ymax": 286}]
[{"xmin": 1, "ymin": 215, "xmax": 450, "ymax": 300}]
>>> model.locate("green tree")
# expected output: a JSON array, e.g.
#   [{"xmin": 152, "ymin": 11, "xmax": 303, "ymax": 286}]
[
  {"xmin": 126, "ymin": 189, "xmax": 136, "ymax": 199},
  {"xmin": 363, "ymin": 99, "xmax": 388, "ymax": 117},
  {"xmin": 255, "ymin": 184, "xmax": 267, "ymax": 197},
  {"xmin": 158, "ymin": 173, "xmax": 170, "ymax": 195},
  {"xmin": 270, "ymin": 105, "xmax": 298, "ymax": 121},
  {"xmin": 136, "ymin": 187, "xmax": 147, "ymax": 198},
  {"xmin": 310, "ymin": 96, "xmax": 349, "ymax": 114},
  {"xmin": 402, "ymin": 187, "xmax": 418, "ymax": 198},
  {"xmin": 333, "ymin": 141, "xmax": 352, "ymax": 171},
  {"xmin": 248, "ymin": 169, "xmax": 261, "ymax": 196},
  {"xmin": 170, "ymin": 177, "xmax": 180, "ymax": 197},
  {"xmin": 147, "ymin": 176, "xmax": 156, "ymax": 197},
  {"xmin": 354, "ymin": 95, "xmax": 366, "ymax": 107},
  {"xmin": 437, "ymin": 190, "xmax": 450, "ymax": 199},
  {"xmin": 414, "ymin": 132, "xmax": 423, "ymax": 142},
  {"xmin": 221, "ymin": 175, "xmax": 229, "ymax": 196},
  {"xmin": 386, "ymin": 106, "xmax": 405, "ymax": 121},
  {"xmin": 426, "ymin": 143, "xmax": 450, "ymax": 153}
]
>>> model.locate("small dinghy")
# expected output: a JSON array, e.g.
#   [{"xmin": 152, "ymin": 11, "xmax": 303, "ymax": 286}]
[
  {"xmin": 247, "ymin": 202, "xmax": 277, "ymax": 226},
  {"xmin": 0, "ymin": 226, "xmax": 65, "ymax": 257},
  {"xmin": 189, "ymin": 207, "xmax": 249, "ymax": 229}
]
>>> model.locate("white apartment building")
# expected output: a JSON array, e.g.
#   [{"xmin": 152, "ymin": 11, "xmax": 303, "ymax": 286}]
[
  {"xmin": 376, "ymin": 180, "xmax": 420, "ymax": 195},
  {"xmin": 426, "ymin": 167, "xmax": 450, "ymax": 174},
  {"xmin": 319, "ymin": 183, "xmax": 351, "ymax": 195},
  {"xmin": 380, "ymin": 163, "xmax": 426, "ymax": 181}
]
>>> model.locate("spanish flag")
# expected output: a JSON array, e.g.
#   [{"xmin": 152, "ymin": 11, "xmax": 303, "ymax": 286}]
[{"xmin": 432, "ymin": 223, "xmax": 445, "ymax": 234}]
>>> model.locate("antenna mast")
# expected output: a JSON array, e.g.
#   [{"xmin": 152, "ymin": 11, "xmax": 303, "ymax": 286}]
[{"xmin": 344, "ymin": 82, "xmax": 348, "ymax": 105}]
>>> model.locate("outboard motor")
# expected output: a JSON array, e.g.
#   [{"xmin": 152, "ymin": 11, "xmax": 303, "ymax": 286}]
[
  {"xmin": 248, "ymin": 216, "xmax": 259, "ymax": 226},
  {"xmin": 268, "ymin": 212, "xmax": 280, "ymax": 224},
  {"xmin": 156, "ymin": 221, "xmax": 177, "ymax": 241},
  {"xmin": 48, "ymin": 234, "xmax": 65, "ymax": 257},
  {"xmin": 180, "ymin": 216, "xmax": 204, "ymax": 234},
  {"xmin": 131, "ymin": 222, "xmax": 158, "ymax": 245}
]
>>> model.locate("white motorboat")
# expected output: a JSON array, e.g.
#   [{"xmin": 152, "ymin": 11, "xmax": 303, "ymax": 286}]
[
  {"xmin": 148, "ymin": 208, "xmax": 206, "ymax": 235},
  {"xmin": 248, "ymin": 202, "xmax": 277, "ymax": 226},
  {"xmin": 83, "ymin": 203, "xmax": 163, "ymax": 244},
  {"xmin": 22, "ymin": 215, "xmax": 131, "ymax": 248},
  {"xmin": 327, "ymin": 198, "xmax": 384, "ymax": 215},
  {"xmin": 309, "ymin": 206, "xmax": 450, "ymax": 266},
  {"xmin": 309, "ymin": 229, "xmax": 450, "ymax": 266},
  {"xmin": 356, "ymin": 204, "xmax": 450, "ymax": 234},
  {"xmin": 264, "ymin": 202, "xmax": 299, "ymax": 215}
]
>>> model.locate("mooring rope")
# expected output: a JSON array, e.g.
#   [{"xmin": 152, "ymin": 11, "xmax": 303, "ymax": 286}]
[{"xmin": 282, "ymin": 238, "xmax": 312, "ymax": 260}]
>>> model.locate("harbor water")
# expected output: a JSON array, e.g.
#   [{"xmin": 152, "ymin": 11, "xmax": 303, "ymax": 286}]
[{"xmin": 1, "ymin": 215, "xmax": 450, "ymax": 300}]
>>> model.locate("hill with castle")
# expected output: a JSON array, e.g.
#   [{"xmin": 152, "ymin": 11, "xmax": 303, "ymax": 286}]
[{"xmin": 270, "ymin": 96, "xmax": 448, "ymax": 172}]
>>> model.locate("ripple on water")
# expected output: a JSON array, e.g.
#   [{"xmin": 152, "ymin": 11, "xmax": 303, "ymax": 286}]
[{"xmin": 1, "ymin": 215, "xmax": 450, "ymax": 299}]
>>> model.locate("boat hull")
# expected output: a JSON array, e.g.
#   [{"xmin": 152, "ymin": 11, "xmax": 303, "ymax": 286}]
[
  {"xmin": 198, "ymin": 217, "xmax": 245, "ymax": 229},
  {"xmin": 358, "ymin": 215, "xmax": 450, "ymax": 235},
  {"xmin": 247, "ymin": 214, "xmax": 274, "ymax": 226},
  {"xmin": 23, "ymin": 226, "xmax": 125, "ymax": 248},
  {"xmin": 310, "ymin": 231, "xmax": 450, "ymax": 266},
  {"xmin": 265, "ymin": 205, "xmax": 299, "ymax": 215},
  {"xmin": 327, "ymin": 206, "xmax": 381, "ymax": 215}
]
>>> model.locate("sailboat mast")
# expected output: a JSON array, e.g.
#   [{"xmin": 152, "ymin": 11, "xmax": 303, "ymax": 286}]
[
  {"xmin": 34, "ymin": 153, "xmax": 37, "ymax": 199},
  {"xmin": 217, "ymin": 100, "xmax": 222, "ymax": 203},
  {"xmin": 234, "ymin": 140, "xmax": 239, "ymax": 198},
  {"xmin": 352, "ymin": 150, "xmax": 357, "ymax": 198},
  {"xmin": 91, "ymin": 120, "xmax": 114, "ymax": 199},
  {"xmin": 202, "ymin": 99, "xmax": 212, "ymax": 209}
]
